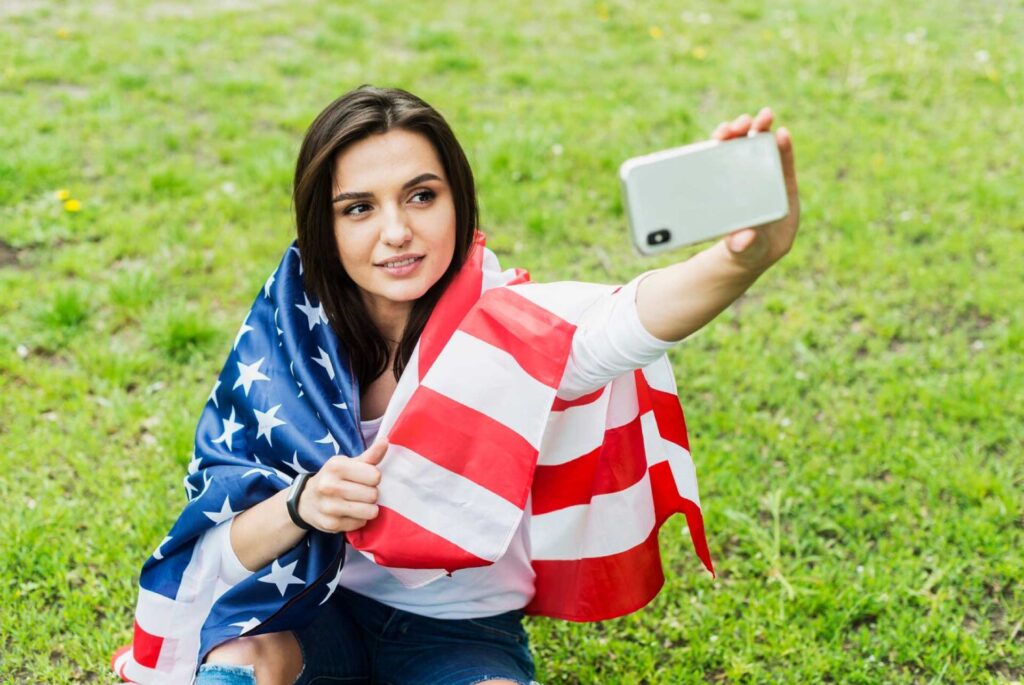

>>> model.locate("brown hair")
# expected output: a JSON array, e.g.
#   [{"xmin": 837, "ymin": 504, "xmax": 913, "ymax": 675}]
[{"xmin": 293, "ymin": 85, "xmax": 478, "ymax": 392}]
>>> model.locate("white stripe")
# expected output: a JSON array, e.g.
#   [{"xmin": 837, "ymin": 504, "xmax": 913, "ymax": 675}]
[
  {"xmin": 539, "ymin": 389, "xmax": 608, "ymax": 466},
  {"xmin": 641, "ymin": 412, "xmax": 700, "ymax": 505},
  {"xmin": 481, "ymin": 247, "xmax": 521, "ymax": 292},
  {"xmin": 530, "ymin": 471, "xmax": 656, "ymax": 560},
  {"xmin": 421, "ymin": 331, "xmax": 554, "ymax": 448},
  {"xmin": 641, "ymin": 356, "xmax": 678, "ymax": 395},
  {"xmin": 606, "ymin": 372, "xmax": 640, "ymax": 428},
  {"xmin": 507, "ymin": 281, "xmax": 612, "ymax": 323},
  {"xmin": 378, "ymin": 444, "xmax": 524, "ymax": 562}
]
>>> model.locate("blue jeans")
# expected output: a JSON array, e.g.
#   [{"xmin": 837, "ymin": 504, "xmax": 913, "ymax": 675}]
[{"xmin": 197, "ymin": 587, "xmax": 537, "ymax": 685}]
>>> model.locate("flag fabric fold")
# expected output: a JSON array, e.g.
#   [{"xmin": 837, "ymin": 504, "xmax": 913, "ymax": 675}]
[{"xmin": 113, "ymin": 232, "xmax": 711, "ymax": 684}]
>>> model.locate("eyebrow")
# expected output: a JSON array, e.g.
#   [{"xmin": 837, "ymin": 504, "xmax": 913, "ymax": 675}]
[{"xmin": 332, "ymin": 173, "xmax": 443, "ymax": 203}]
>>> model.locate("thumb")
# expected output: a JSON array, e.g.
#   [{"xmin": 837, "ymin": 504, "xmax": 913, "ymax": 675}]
[
  {"xmin": 726, "ymin": 228, "xmax": 758, "ymax": 253},
  {"xmin": 356, "ymin": 439, "xmax": 389, "ymax": 466}
]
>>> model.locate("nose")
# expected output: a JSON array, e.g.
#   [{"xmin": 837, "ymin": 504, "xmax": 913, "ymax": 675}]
[{"xmin": 379, "ymin": 206, "xmax": 412, "ymax": 248}]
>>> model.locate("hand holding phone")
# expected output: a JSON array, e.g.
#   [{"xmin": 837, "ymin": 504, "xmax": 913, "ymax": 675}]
[{"xmin": 621, "ymin": 108, "xmax": 800, "ymax": 274}]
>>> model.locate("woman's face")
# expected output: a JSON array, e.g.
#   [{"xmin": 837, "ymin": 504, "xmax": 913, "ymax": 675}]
[{"xmin": 331, "ymin": 128, "xmax": 457, "ymax": 329}]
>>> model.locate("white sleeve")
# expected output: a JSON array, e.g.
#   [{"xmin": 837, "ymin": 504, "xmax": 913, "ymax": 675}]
[
  {"xmin": 207, "ymin": 517, "xmax": 256, "ymax": 586},
  {"xmin": 558, "ymin": 269, "xmax": 681, "ymax": 399}
]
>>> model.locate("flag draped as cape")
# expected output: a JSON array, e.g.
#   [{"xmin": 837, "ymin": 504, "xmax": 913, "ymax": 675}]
[{"xmin": 113, "ymin": 232, "xmax": 712, "ymax": 684}]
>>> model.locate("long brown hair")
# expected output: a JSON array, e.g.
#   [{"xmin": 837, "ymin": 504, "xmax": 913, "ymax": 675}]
[{"xmin": 293, "ymin": 85, "xmax": 478, "ymax": 392}]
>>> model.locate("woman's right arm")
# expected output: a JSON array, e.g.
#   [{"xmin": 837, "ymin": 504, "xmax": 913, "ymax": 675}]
[{"xmin": 229, "ymin": 441, "xmax": 388, "ymax": 572}]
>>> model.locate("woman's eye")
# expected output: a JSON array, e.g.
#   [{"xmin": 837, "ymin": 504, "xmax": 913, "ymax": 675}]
[
  {"xmin": 344, "ymin": 203, "xmax": 371, "ymax": 216},
  {"xmin": 411, "ymin": 189, "xmax": 435, "ymax": 204}
]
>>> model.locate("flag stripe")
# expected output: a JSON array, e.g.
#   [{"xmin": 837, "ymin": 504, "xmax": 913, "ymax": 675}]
[
  {"xmin": 530, "ymin": 470, "xmax": 657, "ymax": 560},
  {"xmin": 532, "ymin": 414, "xmax": 649, "ymax": 515},
  {"xmin": 526, "ymin": 526, "xmax": 665, "ymax": 622},
  {"xmin": 421, "ymin": 331, "xmax": 555, "ymax": 449},
  {"xmin": 551, "ymin": 386, "xmax": 605, "ymax": 411},
  {"xmin": 458, "ymin": 286, "xmax": 577, "ymax": 388},
  {"xmin": 350, "ymin": 504, "xmax": 490, "ymax": 571},
  {"xmin": 131, "ymin": 620, "xmax": 164, "ymax": 669},
  {"xmin": 387, "ymin": 386, "xmax": 537, "ymax": 506},
  {"xmin": 370, "ymin": 443, "xmax": 525, "ymax": 565},
  {"xmin": 417, "ymin": 238, "xmax": 486, "ymax": 380}
]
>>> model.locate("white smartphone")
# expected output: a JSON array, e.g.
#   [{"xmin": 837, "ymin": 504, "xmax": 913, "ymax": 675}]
[{"xmin": 619, "ymin": 132, "xmax": 789, "ymax": 255}]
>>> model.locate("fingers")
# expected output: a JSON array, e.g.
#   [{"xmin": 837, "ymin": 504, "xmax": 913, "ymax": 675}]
[
  {"xmin": 725, "ymin": 228, "xmax": 758, "ymax": 253},
  {"xmin": 712, "ymin": 107, "xmax": 774, "ymax": 141},
  {"xmin": 776, "ymin": 126, "xmax": 799, "ymax": 203}
]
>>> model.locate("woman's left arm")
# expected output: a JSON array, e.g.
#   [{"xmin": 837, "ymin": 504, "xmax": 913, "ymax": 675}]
[{"xmin": 635, "ymin": 108, "xmax": 801, "ymax": 342}]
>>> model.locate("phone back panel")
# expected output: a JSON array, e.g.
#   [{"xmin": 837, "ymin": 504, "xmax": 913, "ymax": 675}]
[{"xmin": 620, "ymin": 132, "xmax": 789, "ymax": 255}]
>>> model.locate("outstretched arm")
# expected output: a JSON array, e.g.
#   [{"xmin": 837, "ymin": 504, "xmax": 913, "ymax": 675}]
[{"xmin": 635, "ymin": 108, "xmax": 801, "ymax": 342}]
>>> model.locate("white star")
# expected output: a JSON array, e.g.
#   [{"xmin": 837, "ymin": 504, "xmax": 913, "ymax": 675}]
[
  {"xmin": 315, "ymin": 430, "xmax": 339, "ymax": 454},
  {"xmin": 320, "ymin": 561, "xmax": 344, "ymax": 605},
  {"xmin": 288, "ymin": 451, "xmax": 311, "ymax": 474},
  {"xmin": 264, "ymin": 269, "xmax": 277, "ymax": 299},
  {"xmin": 290, "ymin": 246, "xmax": 303, "ymax": 274},
  {"xmin": 242, "ymin": 467, "xmax": 275, "ymax": 479},
  {"xmin": 258, "ymin": 558, "xmax": 305, "ymax": 596},
  {"xmin": 208, "ymin": 380, "xmax": 222, "ymax": 408},
  {"xmin": 187, "ymin": 451, "xmax": 202, "ymax": 475},
  {"xmin": 204, "ymin": 496, "xmax": 240, "ymax": 524},
  {"xmin": 233, "ymin": 357, "xmax": 270, "ymax": 397},
  {"xmin": 295, "ymin": 293, "xmax": 327, "ymax": 331},
  {"xmin": 234, "ymin": 314, "xmax": 254, "ymax": 351},
  {"xmin": 311, "ymin": 346, "xmax": 335, "ymax": 381},
  {"xmin": 212, "ymin": 407, "xmax": 245, "ymax": 451},
  {"xmin": 153, "ymin": 535, "xmax": 173, "ymax": 560},
  {"xmin": 183, "ymin": 474, "xmax": 198, "ymax": 500},
  {"xmin": 333, "ymin": 402, "xmax": 348, "ymax": 411},
  {"xmin": 254, "ymin": 404, "xmax": 286, "ymax": 446},
  {"xmin": 230, "ymin": 617, "xmax": 262, "ymax": 634}
]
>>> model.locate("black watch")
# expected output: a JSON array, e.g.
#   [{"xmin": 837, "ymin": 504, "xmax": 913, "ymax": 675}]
[{"xmin": 286, "ymin": 472, "xmax": 316, "ymax": 531}]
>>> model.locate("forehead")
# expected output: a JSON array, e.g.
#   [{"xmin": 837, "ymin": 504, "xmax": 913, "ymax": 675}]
[{"xmin": 332, "ymin": 129, "xmax": 445, "ymax": 190}]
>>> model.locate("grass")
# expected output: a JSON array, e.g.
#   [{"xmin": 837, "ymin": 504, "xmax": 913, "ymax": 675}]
[{"xmin": 1, "ymin": 0, "xmax": 1022, "ymax": 682}]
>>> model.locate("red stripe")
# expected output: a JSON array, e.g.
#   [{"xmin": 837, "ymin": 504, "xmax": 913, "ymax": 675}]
[
  {"xmin": 131, "ymin": 619, "xmax": 163, "ymax": 669},
  {"xmin": 551, "ymin": 386, "xmax": 605, "ymax": 411},
  {"xmin": 418, "ymin": 233, "xmax": 486, "ymax": 379},
  {"xmin": 526, "ymin": 527, "xmax": 666, "ymax": 621},
  {"xmin": 348, "ymin": 505, "xmax": 489, "ymax": 571},
  {"xmin": 649, "ymin": 460, "xmax": 713, "ymax": 575},
  {"xmin": 386, "ymin": 387, "xmax": 538, "ymax": 506},
  {"xmin": 649, "ymin": 387, "xmax": 689, "ymax": 450},
  {"xmin": 531, "ymin": 414, "xmax": 648, "ymax": 515},
  {"xmin": 458, "ymin": 287, "xmax": 577, "ymax": 388}
]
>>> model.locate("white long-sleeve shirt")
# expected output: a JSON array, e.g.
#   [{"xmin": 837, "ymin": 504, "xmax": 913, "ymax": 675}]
[{"xmin": 213, "ymin": 271, "xmax": 680, "ymax": 618}]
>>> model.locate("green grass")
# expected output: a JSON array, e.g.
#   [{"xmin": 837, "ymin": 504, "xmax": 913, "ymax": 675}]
[{"xmin": 2, "ymin": 0, "xmax": 1022, "ymax": 682}]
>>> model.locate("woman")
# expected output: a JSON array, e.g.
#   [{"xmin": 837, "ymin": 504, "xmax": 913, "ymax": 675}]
[{"xmin": 115, "ymin": 85, "xmax": 799, "ymax": 685}]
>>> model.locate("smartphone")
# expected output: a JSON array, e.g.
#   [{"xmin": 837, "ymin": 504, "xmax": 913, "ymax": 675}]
[{"xmin": 619, "ymin": 132, "xmax": 789, "ymax": 255}]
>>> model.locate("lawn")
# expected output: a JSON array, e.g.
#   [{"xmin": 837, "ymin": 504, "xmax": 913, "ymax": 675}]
[{"xmin": 1, "ymin": 0, "xmax": 1021, "ymax": 683}]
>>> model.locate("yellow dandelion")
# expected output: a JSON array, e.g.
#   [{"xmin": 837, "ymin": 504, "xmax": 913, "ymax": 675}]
[
  {"xmin": 871, "ymin": 153, "xmax": 885, "ymax": 171},
  {"xmin": 63, "ymin": 198, "xmax": 82, "ymax": 212},
  {"xmin": 985, "ymin": 67, "xmax": 999, "ymax": 83},
  {"xmin": 56, "ymin": 27, "xmax": 70, "ymax": 39},
  {"xmin": 596, "ymin": 4, "xmax": 610, "ymax": 22},
  {"xmin": 649, "ymin": 25, "xmax": 663, "ymax": 40},
  {"xmin": 761, "ymin": 29, "xmax": 775, "ymax": 41},
  {"xmin": 692, "ymin": 45, "xmax": 708, "ymax": 60},
  {"xmin": 55, "ymin": 188, "xmax": 71, "ymax": 201}
]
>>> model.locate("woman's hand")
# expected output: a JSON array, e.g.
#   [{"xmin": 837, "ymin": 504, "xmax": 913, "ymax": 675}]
[
  {"xmin": 712, "ymin": 108, "xmax": 800, "ymax": 274},
  {"xmin": 297, "ymin": 441, "xmax": 387, "ymax": 533}
]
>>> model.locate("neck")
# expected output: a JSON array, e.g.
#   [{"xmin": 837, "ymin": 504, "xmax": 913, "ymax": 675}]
[{"xmin": 365, "ymin": 298, "xmax": 411, "ymax": 346}]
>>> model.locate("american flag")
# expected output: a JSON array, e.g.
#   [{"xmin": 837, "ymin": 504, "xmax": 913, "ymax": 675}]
[{"xmin": 113, "ymin": 233, "xmax": 712, "ymax": 684}]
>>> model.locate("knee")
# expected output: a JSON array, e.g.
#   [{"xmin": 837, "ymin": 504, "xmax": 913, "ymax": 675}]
[{"xmin": 204, "ymin": 631, "xmax": 303, "ymax": 685}]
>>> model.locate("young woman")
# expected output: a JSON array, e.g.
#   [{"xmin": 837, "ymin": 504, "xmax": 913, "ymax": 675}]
[{"xmin": 115, "ymin": 85, "xmax": 799, "ymax": 685}]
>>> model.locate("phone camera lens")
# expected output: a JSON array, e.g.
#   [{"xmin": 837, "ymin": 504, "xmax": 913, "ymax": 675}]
[{"xmin": 647, "ymin": 228, "xmax": 671, "ymax": 246}]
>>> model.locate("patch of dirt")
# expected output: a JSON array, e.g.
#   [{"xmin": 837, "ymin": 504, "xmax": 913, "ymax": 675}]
[{"xmin": 0, "ymin": 238, "xmax": 18, "ymax": 267}]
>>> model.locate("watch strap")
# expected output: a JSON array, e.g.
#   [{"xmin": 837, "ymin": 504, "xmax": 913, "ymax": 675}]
[{"xmin": 286, "ymin": 472, "xmax": 315, "ymax": 531}]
